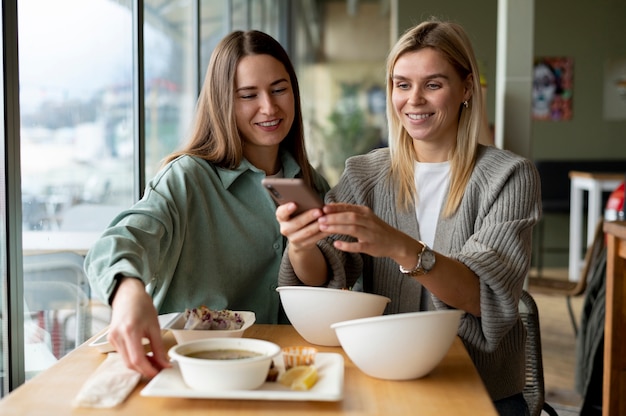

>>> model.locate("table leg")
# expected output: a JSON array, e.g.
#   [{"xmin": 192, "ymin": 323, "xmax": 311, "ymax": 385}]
[
  {"xmin": 588, "ymin": 182, "xmax": 603, "ymax": 247},
  {"xmin": 569, "ymin": 181, "xmax": 583, "ymax": 281}
]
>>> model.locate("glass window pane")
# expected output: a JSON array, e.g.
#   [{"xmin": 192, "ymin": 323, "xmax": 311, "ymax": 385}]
[
  {"xmin": 144, "ymin": 0, "xmax": 197, "ymax": 180},
  {"xmin": 231, "ymin": 0, "xmax": 248, "ymax": 30},
  {"xmin": 200, "ymin": 0, "xmax": 229, "ymax": 76},
  {"xmin": 18, "ymin": 0, "xmax": 133, "ymax": 374},
  {"xmin": 249, "ymin": 0, "xmax": 268, "ymax": 30},
  {"xmin": 244, "ymin": 0, "xmax": 281, "ymax": 39},
  {"xmin": 19, "ymin": 0, "xmax": 135, "ymax": 234}
]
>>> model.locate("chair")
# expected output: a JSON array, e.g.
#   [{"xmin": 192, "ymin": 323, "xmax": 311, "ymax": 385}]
[
  {"xmin": 22, "ymin": 252, "xmax": 91, "ymax": 358},
  {"xmin": 520, "ymin": 290, "xmax": 559, "ymax": 416},
  {"xmin": 529, "ymin": 219, "xmax": 605, "ymax": 335},
  {"xmin": 533, "ymin": 161, "xmax": 571, "ymax": 278}
]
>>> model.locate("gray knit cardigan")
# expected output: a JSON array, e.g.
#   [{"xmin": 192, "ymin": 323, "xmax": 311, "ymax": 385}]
[{"xmin": 279, "ymin": 145, "xmax": 542, "ymax": 401}]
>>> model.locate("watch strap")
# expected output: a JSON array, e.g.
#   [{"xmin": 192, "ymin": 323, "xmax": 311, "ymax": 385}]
[{"xmin": 399, "ymin": 241, "xmax": 430, "ymax": 276}]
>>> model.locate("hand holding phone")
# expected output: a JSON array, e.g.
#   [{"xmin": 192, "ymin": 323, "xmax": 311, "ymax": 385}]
[{"xmin": 262, "ymin": 178, "xmax": 324, "ymax": 216}]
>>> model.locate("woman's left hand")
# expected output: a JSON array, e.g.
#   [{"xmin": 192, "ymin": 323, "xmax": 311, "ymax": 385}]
[{"xmin": 319, "ymin": 203, "xmax": 416, "ymax": 260}]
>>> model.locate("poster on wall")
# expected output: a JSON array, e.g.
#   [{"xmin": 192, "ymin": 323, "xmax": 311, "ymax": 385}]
[
  {"xmin": 603, "ymin": 58, "xmax": 626, "ymax": 120},
  {"xmin": 532, "ymin": 57, "xmax": 574, "ymax": 121}
]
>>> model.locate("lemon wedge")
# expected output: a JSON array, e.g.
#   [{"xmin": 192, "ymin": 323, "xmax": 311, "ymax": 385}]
[{"xmin": 278, "ymin": 365, "xmax": 318, "ymax": 390}]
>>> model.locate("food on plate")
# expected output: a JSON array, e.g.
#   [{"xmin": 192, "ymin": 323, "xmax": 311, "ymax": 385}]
[
  {"xmin": 183, "ymin": 307, "xmax": 245, "ymax": 330},
  {"xmin": 278, "ymin": 365, "xmax": 318, "ymax": 391}
]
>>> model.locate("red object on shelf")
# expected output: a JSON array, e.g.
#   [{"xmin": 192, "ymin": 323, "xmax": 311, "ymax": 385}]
[{"xmin": 605, "ymin": 181, "xmax": 625, "ymax": 221}]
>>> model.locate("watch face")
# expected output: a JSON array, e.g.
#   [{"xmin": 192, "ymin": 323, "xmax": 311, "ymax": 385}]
[{"xmin": 421, "ymin": 249, "xmax": 436, "ymax": 271}]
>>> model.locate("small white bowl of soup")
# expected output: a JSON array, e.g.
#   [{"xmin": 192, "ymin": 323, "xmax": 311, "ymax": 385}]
[{"xmin": 169, "ymin": 338, "xmax": 281, "ymax": 391}]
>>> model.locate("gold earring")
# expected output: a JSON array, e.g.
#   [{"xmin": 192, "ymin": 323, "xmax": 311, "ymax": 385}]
[{"xmin": 463, "ymin": 100, "xmax": 469, "ymax": 108}]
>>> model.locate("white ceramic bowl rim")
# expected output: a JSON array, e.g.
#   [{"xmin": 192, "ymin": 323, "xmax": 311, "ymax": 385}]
[
  {"xmin": 330, "ymin": 309, "xmax": 463, "ymax": 329},
  {"xmin": 276, "ymin": 286, "xmax": 391, "ymax": 303},
  {"xmin": 169, "ymin": 338, "xmax": 281, "ymax": 365}
]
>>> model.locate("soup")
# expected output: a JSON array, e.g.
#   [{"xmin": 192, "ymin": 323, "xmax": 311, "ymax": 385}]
[{"xmin": 186, "ymin": 349, "xmax": 262, "ymax": 360}]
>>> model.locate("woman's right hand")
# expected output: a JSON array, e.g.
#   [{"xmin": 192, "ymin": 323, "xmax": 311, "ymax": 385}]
[
  {"xmin": 275, "ymin": 203, "xmax": 329, "ymax": 286},
  {"xmin": 275, "ymin": 202, "xmax": 326, "ymax": 250},
  {"xmin": 107, "ymin": 277, "xmax": 171, "ymax": 378}
]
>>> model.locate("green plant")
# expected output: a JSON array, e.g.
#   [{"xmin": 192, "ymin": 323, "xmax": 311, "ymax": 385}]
[{"xmin": 322, "ymin": 87, "xmax": 382, "ymax": 174}]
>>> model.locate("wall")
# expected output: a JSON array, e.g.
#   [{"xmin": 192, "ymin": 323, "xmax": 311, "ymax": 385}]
[{"xmin": 532, "ymin": 0, "xmax": 626, "ymax": 159}]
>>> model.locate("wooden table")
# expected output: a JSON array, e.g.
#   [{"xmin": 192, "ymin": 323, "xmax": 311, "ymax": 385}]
[
  {"xmin": 603, "ymin": 220, "xmax": 626, "ymax": 416},
  {"xmin": 569, "ymin": 171, "xmax": 623, "ymax": 281},
  {"xmin": 0, "ymin": 325, "xmax": 497, "ymax": 415}
]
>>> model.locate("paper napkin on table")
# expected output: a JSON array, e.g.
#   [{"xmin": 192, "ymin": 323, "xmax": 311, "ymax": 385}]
[{"xmin": 73, "ymin": 352, "xmax": 141, "ymax": 408}]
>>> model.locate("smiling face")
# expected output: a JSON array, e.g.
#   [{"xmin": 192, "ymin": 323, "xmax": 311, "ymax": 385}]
[
  {"xmin": 391, "ymin": 48, "xmax": 471, "ymax": 160},
  {"xmin": 234, "ymin": 54, "xmax": 295, "ymax": 162}
]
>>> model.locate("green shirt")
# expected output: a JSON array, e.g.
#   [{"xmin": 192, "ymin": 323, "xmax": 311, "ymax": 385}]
[{"xmin": 85, "ymin": 152, "xmax": 329, "ymax": 324}]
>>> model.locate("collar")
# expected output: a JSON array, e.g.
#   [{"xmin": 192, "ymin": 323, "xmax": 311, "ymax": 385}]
[{"xmin": 215, "ymin": 149, "xmax": 302, "ymax": 189}]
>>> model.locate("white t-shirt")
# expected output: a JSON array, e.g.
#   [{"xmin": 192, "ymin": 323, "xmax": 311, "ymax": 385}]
[{"xmin": 414, "ymin": 161, "xmax": 450, "ymax": 247}]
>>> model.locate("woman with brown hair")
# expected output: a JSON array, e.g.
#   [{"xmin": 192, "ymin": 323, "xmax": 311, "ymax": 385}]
[{"xmin": 85, "ymin": 30, "xmax": 328, "ymax": 378}]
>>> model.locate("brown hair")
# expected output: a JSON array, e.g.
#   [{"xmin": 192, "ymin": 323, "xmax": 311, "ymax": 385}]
[{"xmin": 164, "ymin": 30, "xmax": 318, "ymax": 188}]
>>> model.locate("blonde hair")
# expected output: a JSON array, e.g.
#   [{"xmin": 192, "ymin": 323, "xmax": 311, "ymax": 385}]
[
  {"xmin": 386, "ymin": 19, "xmax": 483, "ymax": 217},
  {"xmin": 163, "ymin": 30, "xmax": 318, "ymax": 189}
]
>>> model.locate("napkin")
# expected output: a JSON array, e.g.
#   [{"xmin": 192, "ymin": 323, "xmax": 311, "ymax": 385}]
[{"xmin": 73, "ymin": 353, "xmax": 141, "ymax": 408}]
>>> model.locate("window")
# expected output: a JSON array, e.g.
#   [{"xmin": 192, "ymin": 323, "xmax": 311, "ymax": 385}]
[{"xmin": 18, "ymin": 0, "xmax": 136, "ymax": 385}]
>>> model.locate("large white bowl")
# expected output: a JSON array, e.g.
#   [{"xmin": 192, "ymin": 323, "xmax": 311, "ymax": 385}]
[
  {"xmin": 168, "ymin": 338, "xmax": 281, "ymax": 391},
  {"xmin": 163, "ymin": 311, "xmax": 256, "ymax": 344},
  {"xmin": 276, "ymin": 286, "xmax": 391, "ymax": 346},
  {"xmin": 331, "ymin": 309, "xmax": 463, "ymax": 380}
]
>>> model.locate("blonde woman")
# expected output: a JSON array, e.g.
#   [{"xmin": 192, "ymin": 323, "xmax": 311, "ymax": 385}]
[{"xmin": 276, "ymin": 19, "xmax": 540, "ymax": 415}]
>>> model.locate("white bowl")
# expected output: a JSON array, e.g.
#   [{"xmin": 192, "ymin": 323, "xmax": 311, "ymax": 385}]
[
  {"xmin": 331, "ymin": 309, "xmax": 463, "ymax": 380},
  {"xmin": 276, "ymin": 286, "xmax": 391, "ymax": 346},
  {"xmin": 163, "ymin": 311, "xmax": 256, "ymax": 344},
  {"xmin": 168, "ymin": 338, "xmax": 281, "ymax": 391}
]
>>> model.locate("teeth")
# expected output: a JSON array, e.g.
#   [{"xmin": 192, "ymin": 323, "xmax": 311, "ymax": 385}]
[
  {"xmin": 407, "ymin": 113, "xmax": 431, "ymax": 120},
  {"xmin": 258, "ymin": 120, "xmax": 280, "ymax": 127}
]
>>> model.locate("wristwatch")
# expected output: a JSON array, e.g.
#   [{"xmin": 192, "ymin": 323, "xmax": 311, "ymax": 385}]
[{"xmin": 399, "ymin": 241, "xmax": 436, "ymax": 276}]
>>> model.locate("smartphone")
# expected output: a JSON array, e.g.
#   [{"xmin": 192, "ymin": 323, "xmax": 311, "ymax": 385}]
[{"xmin": 262, "ymin": 178, "xmax": 324, "ymax": 216}]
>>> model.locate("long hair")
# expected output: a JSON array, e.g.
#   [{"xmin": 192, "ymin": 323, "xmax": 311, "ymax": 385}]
[
  {"xmin": 385, "ymin": 19, "xmax": 483, "ymax": 217},
  {"xmin": 164, "ymin": 30, "xmax": 317, "ymax": 188}
]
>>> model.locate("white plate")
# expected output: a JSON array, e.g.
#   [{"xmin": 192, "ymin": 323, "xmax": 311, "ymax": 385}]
[
  {"xmin": 88, "ymin": 312, "xmax": 182, "ymax": 353},
  {"xmin": 163, "ymin": 310, "xmax": 256, "ymax": 344},
  {"xmin": 141, "ymin": 352, "xmax": 344, "ymax": 401}
]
